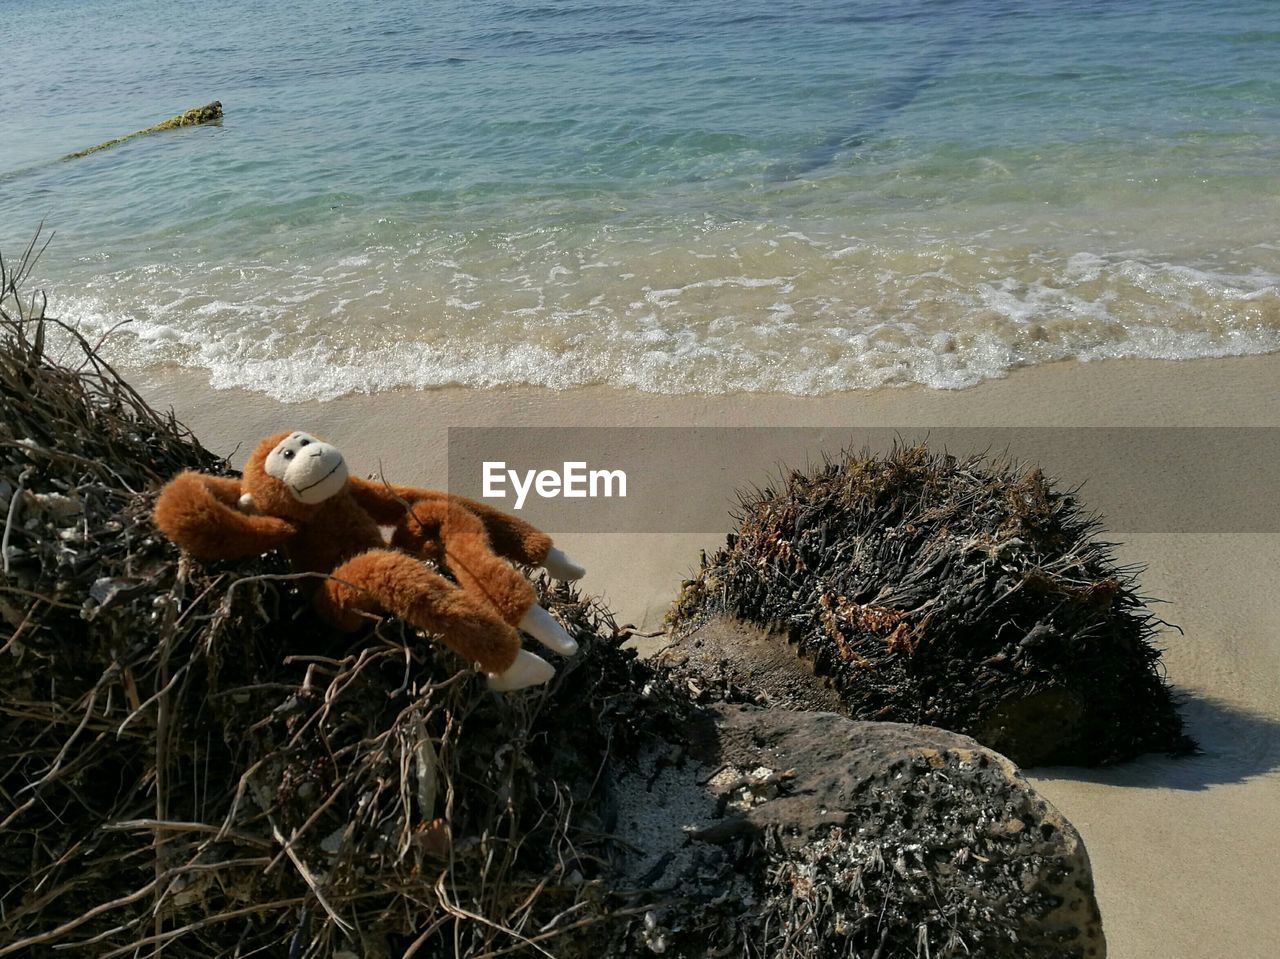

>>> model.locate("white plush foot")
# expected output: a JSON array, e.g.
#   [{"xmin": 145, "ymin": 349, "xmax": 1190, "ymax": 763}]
[
  {"xmin": 518, "ymin": 603, "xmax": 579, "ymax": 656},
  {"xmin": 542, "ymin": 546, "xmax": 586, "ymax": 581},
  {"xmin": 486, "ymin": 649, "xmax": 556, "ymax": 692}
]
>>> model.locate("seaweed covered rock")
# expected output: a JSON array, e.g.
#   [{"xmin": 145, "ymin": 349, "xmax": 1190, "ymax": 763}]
[
  {"xmin": 668, "ymin": 444, "xmax": 1192, "ymax": 766},
  {"xmin": 608, "ymin": 704, "xmax": 1104, "ymax": 958}
]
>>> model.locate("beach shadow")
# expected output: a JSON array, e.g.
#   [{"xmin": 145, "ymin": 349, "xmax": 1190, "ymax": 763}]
[{"xmin": 1033, "ymin": 691, "xmax": 1280, "ymax": 791}]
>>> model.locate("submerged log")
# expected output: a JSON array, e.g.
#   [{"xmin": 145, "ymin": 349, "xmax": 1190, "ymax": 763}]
[
  {"xmin": 668, "ymin": 445, "xmax": 1194, "ymax": 767},
  {"xmin": 61, "ymin": 101, "xmax": 223, "ymax": 160}
]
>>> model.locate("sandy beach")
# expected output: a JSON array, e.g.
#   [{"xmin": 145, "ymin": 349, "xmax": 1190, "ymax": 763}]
[{"xmin": 136, "ymin": 353, "xmax": 1280, "ymax": 959}]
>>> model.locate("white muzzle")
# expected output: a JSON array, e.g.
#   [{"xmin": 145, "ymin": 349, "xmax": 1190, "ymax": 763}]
[{"xmin": 264, "ymin": 432, "xmax": 350, "ymax": 504}]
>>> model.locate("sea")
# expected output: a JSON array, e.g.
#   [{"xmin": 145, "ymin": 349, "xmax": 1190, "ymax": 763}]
[{"xmin": 1, "ymin": 0, "xmax": 1278, "ymax": 401}]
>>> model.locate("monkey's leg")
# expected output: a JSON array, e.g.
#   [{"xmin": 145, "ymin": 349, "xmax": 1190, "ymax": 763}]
[
  {"xmin": 398, "ymin": 500, "xmax": 532, "ymax": 627},
  {"xmin": 390, "ymin": 510, "xmax": 442, "ymax": 563},
  {"xmin": 391, "ymin": 500, "xmax": 578, "ymax": 658},
  {"xmin": 319, "ymin": 548, "xmax": 523, "ymax": 674},
  {"xmin": 438, "ymin": 503, "xmax": 578, "ymax": 656}
]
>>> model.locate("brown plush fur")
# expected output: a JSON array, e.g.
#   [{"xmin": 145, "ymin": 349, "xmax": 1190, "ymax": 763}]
[{"xmin": 152, "ymin": 432, "xmax": 558, "ymax": 673}]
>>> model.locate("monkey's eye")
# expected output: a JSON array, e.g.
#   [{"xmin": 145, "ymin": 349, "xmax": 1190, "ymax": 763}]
[
  {"xmin": 299, "ymin": 438, "xmax": 310, "ymax": 447},
  {"xmin": 282, "ymin": 450, "xmax": 295, "ymax": 460}
]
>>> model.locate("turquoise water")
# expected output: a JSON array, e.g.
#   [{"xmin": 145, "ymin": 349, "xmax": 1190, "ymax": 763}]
[{"xmin": 2, "ymin": 0, "xmax": 1278, "ymax": 400}]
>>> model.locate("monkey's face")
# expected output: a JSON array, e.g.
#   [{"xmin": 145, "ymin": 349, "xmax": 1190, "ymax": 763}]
[{"xmin": 263, "ymin": 431, "xmax": 350, "ymax": 505}]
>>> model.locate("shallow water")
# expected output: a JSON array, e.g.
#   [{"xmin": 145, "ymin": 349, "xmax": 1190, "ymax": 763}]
[{"xmin": 2, "ymin": 0, "xmax": 1278, "ymax": 400}]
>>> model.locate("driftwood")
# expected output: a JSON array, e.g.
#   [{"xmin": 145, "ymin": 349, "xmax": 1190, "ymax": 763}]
[{"xmin": 61, "ymin": 101, "xmax": 223, "ymax": 161}]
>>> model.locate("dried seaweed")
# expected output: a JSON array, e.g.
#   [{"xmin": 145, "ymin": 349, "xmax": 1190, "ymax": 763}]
[
  {"xmin": 670, "ymin": 443, "xmax": 1194, "ymax": 766},
  {"xmin": 0, "ymin": 240, "xmax": 674, "ymax": 957}
]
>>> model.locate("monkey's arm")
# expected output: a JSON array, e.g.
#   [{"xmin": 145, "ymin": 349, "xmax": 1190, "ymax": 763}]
[
  {"xmin": 348, "ymin": 478, "xmax": 575, "ymax": 572},
  {"xmin": 153, "ymin": 471, "xmax": 297, "ymax": 562},
  {"xmin": 345, "ymin": 476, "xmax": 419, "ymax": 524},
  {"xmin": 195, "ymin": 474, "xmax": 244, "ymax": 507},
  {"xmin": 449, "ymin": 494, "xmax": 586, "ymax": 579}
]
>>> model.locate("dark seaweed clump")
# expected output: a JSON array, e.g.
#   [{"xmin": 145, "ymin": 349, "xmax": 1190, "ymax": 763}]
[
  {"xmin": 0, "ymin": 242, "xmax": 675, "ymax": 957},
  {"xmin": 670, "ymin": 443, "xmax": 1194, "ymax": 766}
]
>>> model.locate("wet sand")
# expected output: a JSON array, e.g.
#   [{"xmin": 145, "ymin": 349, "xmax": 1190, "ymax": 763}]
[{"xmin": 137, "ymin": 354, "xmax": 1280, "ymax": 958}]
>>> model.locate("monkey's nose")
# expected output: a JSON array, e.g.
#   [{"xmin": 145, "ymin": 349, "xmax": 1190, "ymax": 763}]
[{"xmin": 310, "ymin": 449, "xmax": 323, "ymax": 458}]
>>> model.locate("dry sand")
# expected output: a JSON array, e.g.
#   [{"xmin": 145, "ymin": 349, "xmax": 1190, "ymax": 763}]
[{"xmin": 136, "ymin": 354, "xmax": 1280, "ymax": 959}]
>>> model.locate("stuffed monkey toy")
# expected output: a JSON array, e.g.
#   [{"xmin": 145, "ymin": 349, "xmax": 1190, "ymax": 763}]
[{"xmin": 152, "ymin": 430, "xmax": 586, "ymax": 691}]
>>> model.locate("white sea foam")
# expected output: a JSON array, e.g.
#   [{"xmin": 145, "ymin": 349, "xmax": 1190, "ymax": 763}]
[{"xmin": 52, "ymin": 236, "xmax": 1280, "ymax": 403}]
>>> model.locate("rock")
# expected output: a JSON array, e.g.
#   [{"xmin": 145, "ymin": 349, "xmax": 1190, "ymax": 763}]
[
  {"xmin": 655, "ymin": 615, "xmax": 843, "ymax": 712},
  {"xmin": 605, "ymin": 703, "xmax": 1105, "ymax": 958}
]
